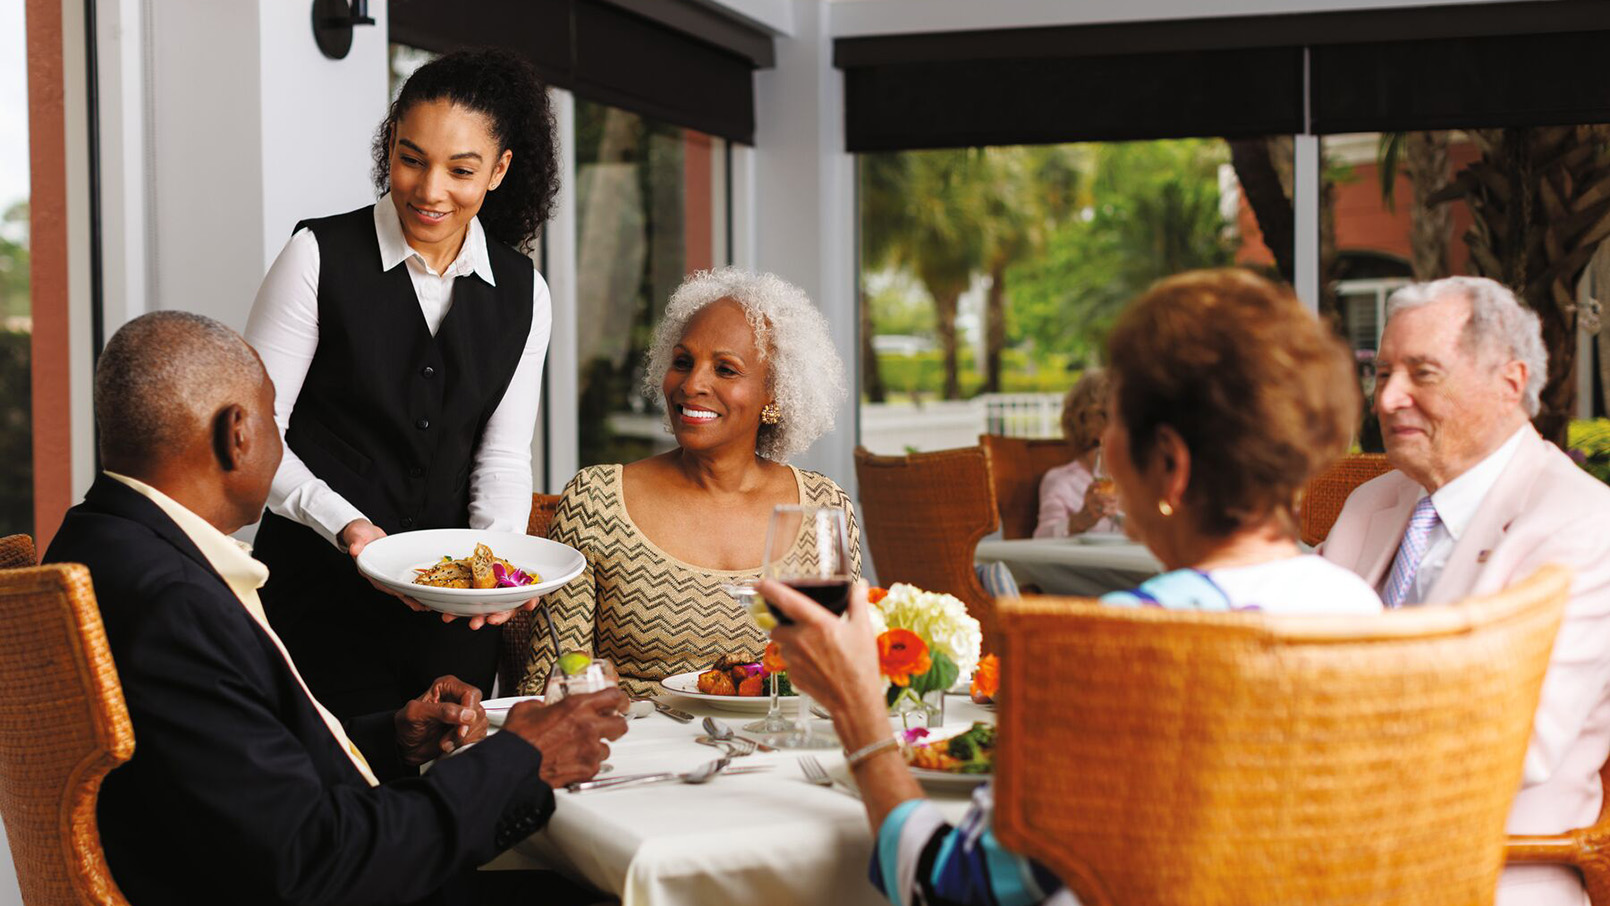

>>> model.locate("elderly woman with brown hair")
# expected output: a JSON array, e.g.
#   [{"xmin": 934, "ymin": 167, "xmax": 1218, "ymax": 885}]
[
  {"xmin": 1034, "ymin": 368, "xmax": 1120, "ymax": 538},
  {"xmin": 764, "ymin": 269, "xmax": 1382, "ymax": 906},
  {"xmin": 518, "ymin": 267, "xmax": 861, "ymax": 696}
]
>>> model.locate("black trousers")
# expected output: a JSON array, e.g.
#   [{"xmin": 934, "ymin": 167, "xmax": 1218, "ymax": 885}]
[{"xmin": 255, "ymin": 512, "xmax": 501, "ymax": 721}]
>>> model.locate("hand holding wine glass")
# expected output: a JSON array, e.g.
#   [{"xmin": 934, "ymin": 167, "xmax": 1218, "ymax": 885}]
[{"xmin": 757, "ymin": 505, "xmax": 853, "ymax": 747}]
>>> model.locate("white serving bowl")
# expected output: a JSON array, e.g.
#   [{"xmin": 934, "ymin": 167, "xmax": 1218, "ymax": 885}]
[{"xmin": 355, "ymin": 529, "xmax": 586, "ymax": 616}]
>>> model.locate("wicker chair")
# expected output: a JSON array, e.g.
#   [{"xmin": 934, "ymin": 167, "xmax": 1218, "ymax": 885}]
[
  {"xmin": 0, "ymin": 564, "xmax": 134, "ymax": 906},
  {"xmin": 497, "ymin": 493, "xmax": 565, "ymax": 694},
  {"xmin": 854, "ymin": 445, "xmax": 999, "ymax": 645},
  {"xmin": 978, "ymin": 435, "xmax": 1071, "ymax": 540},
  {"xmin": 0, "ymin": 533, "xmax": 37, "ymax": 569},
  {"xmin": 1507, "ymin": 760, "xmax": 1610, "ymax": 903},
  {"xmin": 993, "ymin": 565, "xmax": 1571, "ymax": 906},
  {"xmin": 1299, "ymin": 453, "xmax": 1394, "ymax": 546}
]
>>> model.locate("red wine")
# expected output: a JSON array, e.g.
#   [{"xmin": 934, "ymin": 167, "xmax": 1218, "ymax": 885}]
[{"xmin": 769, "ymin": 578, "xmax": 852, "ymax": 623}]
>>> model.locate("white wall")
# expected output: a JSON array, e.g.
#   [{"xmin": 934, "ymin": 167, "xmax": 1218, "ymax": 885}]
[{"xmin": 750, "ymin": 0, "xmax": 859, "ymax": 492}]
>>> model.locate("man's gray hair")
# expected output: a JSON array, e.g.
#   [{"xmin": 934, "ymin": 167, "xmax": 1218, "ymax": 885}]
[
  {"xmin": 1385, "ymin": 276, "xmax": 1548, "ymax": 417},
  {"xmin": 642, "ymin": 267, "xmax": 847, "ymax": 462},
  {"xmin": 95, "ymin": 311, "xmax": 265, "ymax": 468}
]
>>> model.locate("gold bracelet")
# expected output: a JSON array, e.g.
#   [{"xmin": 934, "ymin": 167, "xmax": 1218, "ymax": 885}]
[{"xmin": 844, "ymin": 735, "xmax": 901, "ymax": 770}]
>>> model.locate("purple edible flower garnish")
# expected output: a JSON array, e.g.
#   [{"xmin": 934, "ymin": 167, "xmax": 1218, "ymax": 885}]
[
  {"xmin": 492, "ymin": 563, "xmax": 534, "ymax": 588},
  {"xmin": 900, "ymin": 727, "xmax": 930, "ymax": 744}
]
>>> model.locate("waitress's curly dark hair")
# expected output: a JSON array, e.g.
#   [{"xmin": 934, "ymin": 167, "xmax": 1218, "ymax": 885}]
[{"xmin": 371, "ymin": 49, "xmax": 558, "ymax": 253}]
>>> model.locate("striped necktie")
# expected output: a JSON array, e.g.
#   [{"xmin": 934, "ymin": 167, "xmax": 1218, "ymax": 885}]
[{"xmin": 1382, "ymin": 496, "xmax": 1441, "ymax": 609}]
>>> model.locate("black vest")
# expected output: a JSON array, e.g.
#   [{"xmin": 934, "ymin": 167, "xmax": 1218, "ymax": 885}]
[{"xmin": 286, "ymin": 205, "xmax": 534, "ymax": 534}]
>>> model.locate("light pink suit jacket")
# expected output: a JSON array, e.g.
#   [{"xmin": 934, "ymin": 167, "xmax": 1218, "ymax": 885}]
[{"xmin": 1321, "ymin": 426, "xmax": 1610, "ymax": 906}]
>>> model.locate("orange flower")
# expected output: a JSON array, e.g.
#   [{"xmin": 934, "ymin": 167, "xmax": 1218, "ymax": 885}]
[
  {"xmin": 867, "ymin": 586, "xmax": 889, "ymax": 605},
  {"xmin": 762, "ymin": 640, "xmax": 787, "ymax": 675},
  {"xmin": 970, "ymin": 654, "xmax": 999, "ymax": 703},
  {"xmin": 878, "ymin": 629, "xmax": 931, "ymax": 687}
]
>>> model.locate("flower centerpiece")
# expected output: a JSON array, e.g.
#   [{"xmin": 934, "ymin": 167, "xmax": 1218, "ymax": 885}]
[{"xmin": 868, "ymin": 583, "xmax": 983, "ymax": 728}]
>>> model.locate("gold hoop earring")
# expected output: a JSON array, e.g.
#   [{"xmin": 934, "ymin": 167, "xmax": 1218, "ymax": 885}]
[
  {"xmin": 1157, "ymin": 501, "xmax": 1174, "ymax": 517},
  {"xmin": 760, "ymin": 403, "xmax": 782, "ymax": 426}
]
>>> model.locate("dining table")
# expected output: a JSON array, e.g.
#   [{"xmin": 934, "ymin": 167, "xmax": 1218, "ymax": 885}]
[
  {"xmin": 974, "ymin": 534, "xmax": 1162, "ymax": 597},
  {"xmin": 486, "ymin": 694, "xmax": 994, "ymax": 906}
]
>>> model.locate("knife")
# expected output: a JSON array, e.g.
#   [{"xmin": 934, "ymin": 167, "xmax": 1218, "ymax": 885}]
[{"xmin": 649, "ymin": 698, "xmax": 695, "ymax": 723}]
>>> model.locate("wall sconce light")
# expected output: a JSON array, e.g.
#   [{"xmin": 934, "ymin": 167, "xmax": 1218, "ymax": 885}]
[{"xmin": 312, "ymin": 0, "xmax": 375, "ymax": 60}]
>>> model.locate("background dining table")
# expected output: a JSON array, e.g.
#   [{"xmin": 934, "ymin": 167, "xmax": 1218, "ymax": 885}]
[
  {"xmin": 975, "ymin": 535, "xmax": 1162, "ymax": 597},
  {"xmin": 487, "ymin": 695, "xmax": 994, "ymax": 906}
]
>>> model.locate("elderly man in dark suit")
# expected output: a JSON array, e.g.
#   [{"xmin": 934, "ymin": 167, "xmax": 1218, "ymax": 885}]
[{"xmin": 44, "ymin": 310, "xmax": 626, "ymax": 906}]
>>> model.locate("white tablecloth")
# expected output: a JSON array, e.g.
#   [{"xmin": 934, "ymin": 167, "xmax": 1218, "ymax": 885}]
[
  {"xmin": 975, "ymin": 536, "xmax": 1162, "ymax": 597},
  {"xmin": 500, "ymin": 697, "xmax": 993, "ymax": 906}
]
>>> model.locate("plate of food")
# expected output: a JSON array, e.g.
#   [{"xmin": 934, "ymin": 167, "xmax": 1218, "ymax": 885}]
[
  {"xmin": 355, "ymin": 529, "xmax": 585, "ymax": 616},
  {"xmin": 903, "ymin": 722, "xmax": 995, "ymax": 790},
  {"xmin": 659, "ymin": 656, "xmax": 797, "ymax": 713}
]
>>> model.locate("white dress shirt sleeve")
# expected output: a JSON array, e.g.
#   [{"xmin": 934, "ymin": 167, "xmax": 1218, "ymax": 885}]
[
  {"xmin": 244, "ymin": 228, "xmax": 369, "ymax": 550},
  {"xmin": 466, "ymin": 269, "xmax": 552, "ymax": 532}
]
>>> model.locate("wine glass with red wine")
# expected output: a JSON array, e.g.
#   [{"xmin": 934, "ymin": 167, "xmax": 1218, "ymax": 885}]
[{"xmin": 761, "ymin": 505, "xmax": 852, "ymax": 748}]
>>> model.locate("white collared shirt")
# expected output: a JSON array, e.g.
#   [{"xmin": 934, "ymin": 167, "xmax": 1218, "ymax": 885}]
[
  {"xmin": 103, "ymin": 471, "xmax": 380, "ymax": 786},
  {"xmin": 246, "ymin": 193, "xmax": 553, "ymax": 548},
  {"xmin": 1392, "ymin": 424, "xmax": 1530, "ymax": 605}
]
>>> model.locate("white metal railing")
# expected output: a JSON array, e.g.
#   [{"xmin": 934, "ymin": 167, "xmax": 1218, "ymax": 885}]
[{"xmin": 978, "ymin": 393, "xmax": 1062, "ymax": 439}]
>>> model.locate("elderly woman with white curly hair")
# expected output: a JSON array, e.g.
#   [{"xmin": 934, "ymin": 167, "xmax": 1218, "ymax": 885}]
[{"xmin": 518, "ymin": 267, "xmax": 861, "ymax": 695}]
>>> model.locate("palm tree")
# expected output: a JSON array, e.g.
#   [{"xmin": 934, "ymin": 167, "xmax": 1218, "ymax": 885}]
[
  {"xmin": 1377, "ymin": 131, "xmax": 1452, "ymax": 280},
  {"xmin": 1427, "ymin": 126, "xmax": 1610, "ymax": 443},
  {"xmin": 858, "ymin": 154, "xmax": 914, "ymax": 403}
]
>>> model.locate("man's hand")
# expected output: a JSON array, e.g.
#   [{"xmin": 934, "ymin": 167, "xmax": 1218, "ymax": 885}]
[
  {"xmin": 500, "ymin": 688, "xmax": 629, "ymax": 787},
  {"xmin": 341, "ymin": 518, "xmax": 429, "ymax": 612},
  {"xmin": 394, "ymin": 675, "xmax": 488, "ymax": 766}
]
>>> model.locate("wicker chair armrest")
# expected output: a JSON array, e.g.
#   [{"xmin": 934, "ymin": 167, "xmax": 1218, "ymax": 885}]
[{"xmin": 1506, "ymin": 835, "xmax": 1584, "ymax": 864}]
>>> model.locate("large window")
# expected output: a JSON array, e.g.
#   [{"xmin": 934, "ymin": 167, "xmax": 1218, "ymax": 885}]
[
  {"xmin": 857, "ymin": 137, "xmax": 1290, "ymax": 455},
  {"xmin": 1, "ymin": 0, "xmax": 31, "ymax": 538},
  {"xmin": 574, "ymin": 99, "xmax": 728, "ymax": 468}
]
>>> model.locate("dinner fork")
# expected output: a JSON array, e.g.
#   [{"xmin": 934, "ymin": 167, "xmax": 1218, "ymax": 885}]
[{"xmin": 799, "ymin": 756, "xmax": 860, "ymax": 799}]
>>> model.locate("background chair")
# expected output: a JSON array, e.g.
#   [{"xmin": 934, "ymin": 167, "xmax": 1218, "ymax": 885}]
[
  {"xmin": 0, "ymin": 533, "xmax": 36, "ymax": 569},
  {"xmin": 498, "ymin": 493, "xmax": 566, "ymax": 695},
  {"xmin": 854, "ymin": 445, "xmax": 999, "ymax": 644},
  {"xmin": 1507, "ymin": 761, "xmax": 1610, "ymax": 904},
  {"xmin": 993, "ymin": 565, "xmax": 1570, "ymax": 906},
  {"xmin": 0, "ymin": 564, "xmax": 134, "ymax": 906},
  {"xmin": 978, "ymin": 434, "xmax": 1071, "ymax": 540},
  {"xmin": 1299, "ymin": 453, "xmax": 1393, "ymax": 546}
]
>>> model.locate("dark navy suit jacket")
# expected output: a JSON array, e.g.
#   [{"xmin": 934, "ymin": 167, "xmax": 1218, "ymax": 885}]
[{"xmin": 45, "ymin": 475, "xmax": 554, "ymax": 906}]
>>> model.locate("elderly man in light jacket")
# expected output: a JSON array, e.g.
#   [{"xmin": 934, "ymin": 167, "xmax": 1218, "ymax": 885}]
[{"xmin": 1322, "ymin": 276, "xmax": 1610, "ymax": 906}]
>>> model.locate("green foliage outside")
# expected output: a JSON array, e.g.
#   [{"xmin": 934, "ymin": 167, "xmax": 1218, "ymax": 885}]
[
  {"xmin": 0, "ymin": 200, "xmax": 29, "ymax": 537},
  {"xmin": 0, "ymin": 202, "xmax": 28, "ymax": 320},
  {"xmin": 1568, "ymin": 419, "xmax": 1610, "ymax": 484},
  {"xmin": 873, "ymin": 350, "xmax": 1077, "ymax": 400},
  {"xmin": 863, "ymin": 140, "xmax": 1237, "ymax": 398}
]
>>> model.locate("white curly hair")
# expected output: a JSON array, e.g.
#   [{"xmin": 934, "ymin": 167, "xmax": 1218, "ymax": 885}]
[{"xmin": 642, "ymin": 267, "xmax": 847, "ymax": 462}]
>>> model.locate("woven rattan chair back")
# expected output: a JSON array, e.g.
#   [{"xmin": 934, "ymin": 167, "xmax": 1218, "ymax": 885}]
[
  {"xmin": 854, "ymin": 445, "xmax": 999, "ymax": 643},
  {"xmin": 0, "ymin": 564, "xmax": 134, "ymax": 906},
  {"xmin": 498, "ymin": 493, "xmax": 566, "ymax": 694},
  {"xmin": 993, "ymin": 565, "xmax": 1572, "ymax": 906},
  {"xmin": 979, "ymin": 435, "xmax": 1072, "ymax": 540},
  {"xmin": 1506, "ymin": 749, "xmax": 1610, "ymax": 904},
  {"xmin": 0, "ymin": 533, "xmax": 37, "ymax": 569},
  {"xmin": 1300, "ymin": 453, "xmax": 1393, "ymax": 546}
]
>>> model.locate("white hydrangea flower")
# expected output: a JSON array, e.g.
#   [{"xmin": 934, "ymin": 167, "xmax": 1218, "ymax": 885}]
[{"xmin": 872, "ymin": 583, "xmax": 982, "ymax": 679}]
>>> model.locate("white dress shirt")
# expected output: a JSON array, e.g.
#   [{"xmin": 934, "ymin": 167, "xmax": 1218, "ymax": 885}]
[
  {"xmin": 1391, "ymin": 425, "xmax": 1529, "ymax": 606},
  {"xmin": 246, "ymin": 194, "xmax": 552, "ymax": 549}
]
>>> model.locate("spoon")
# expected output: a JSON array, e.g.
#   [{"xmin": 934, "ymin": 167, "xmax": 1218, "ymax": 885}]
[
  {"xmin": 703, "ymin": 716, "xmax": 778, "ymax": 753},
  {"xmin": 566, "ymin": 756, "xmax": 731, "ymax": 793},
  {"xmin": 695, "ymin": 734, "xmax": 757, "ymax": 756}
]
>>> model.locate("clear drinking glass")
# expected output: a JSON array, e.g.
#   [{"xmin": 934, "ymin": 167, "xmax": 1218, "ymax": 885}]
[
  {"xmin": 724, "ymin": 581, "xmax": 798, "ymax": 736},
  {"xmin": 542, "ymin": 657, "xmax": 621, "ymax": 775},
  {"xmin": 1091, "ymin": 450, "xmax": 1124, "ymax": 533},
  {"xmin": 760, "ymin": 505, "xmax": 852, "ymax": 749}
]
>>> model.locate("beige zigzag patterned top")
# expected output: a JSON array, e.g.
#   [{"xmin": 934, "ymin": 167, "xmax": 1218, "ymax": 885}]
[{"xmin": 517, "ymin": 464, "xmax": 862, "ymax": 696}]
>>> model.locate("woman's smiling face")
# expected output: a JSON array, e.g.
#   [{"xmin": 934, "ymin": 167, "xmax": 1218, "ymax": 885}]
[
  {"xmin": 387, "ymin": 99, "xmax": 511, "ymax": 257},
  {"xmin": 662, "ymin": 299, "xmax": 772, "ymax": 455}
]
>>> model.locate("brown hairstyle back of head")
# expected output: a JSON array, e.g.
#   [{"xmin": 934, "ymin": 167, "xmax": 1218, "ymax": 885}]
[
  {"xmin": 1106, "ymin": 269, "xmax": 1359, "ymax": 537},
  {"xmin": 1061, "ymin": 368, "xmax": 1111, "ymax": 455}
]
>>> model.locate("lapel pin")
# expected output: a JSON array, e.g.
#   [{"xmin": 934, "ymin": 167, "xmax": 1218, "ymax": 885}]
[{"xmin": 1477, "ymin": 550, "xmax": 1492, "ymax": 564}]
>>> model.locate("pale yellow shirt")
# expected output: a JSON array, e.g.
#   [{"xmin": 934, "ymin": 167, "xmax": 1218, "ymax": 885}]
[{"xmin": 105, "ymin": 472, "xmax": 380, "ymax": 786}]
